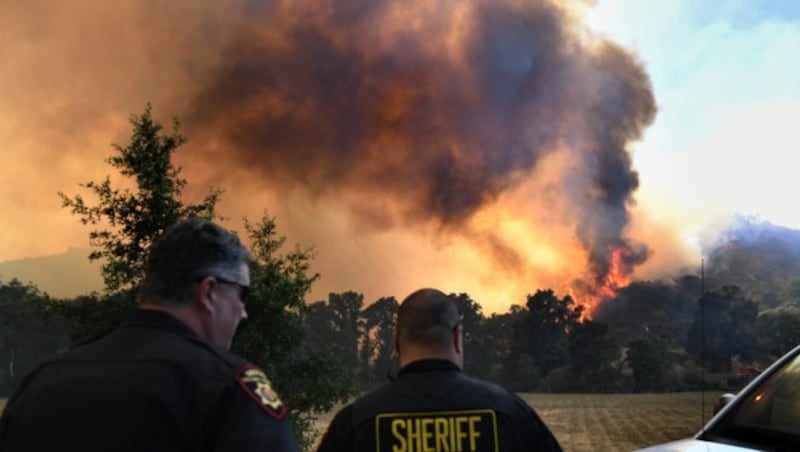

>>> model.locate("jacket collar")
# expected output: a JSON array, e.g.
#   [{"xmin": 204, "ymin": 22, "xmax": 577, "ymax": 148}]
[
  {"xmin": 398, "ymin": 358, "xmax": 461, "ymax": 377},
  {"xmin": 120, "ymin": 308, "xmax": 199, "ymax": 339}
]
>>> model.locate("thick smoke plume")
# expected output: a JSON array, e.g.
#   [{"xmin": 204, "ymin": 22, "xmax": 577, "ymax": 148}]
[
  {"xmin": 0, "ymin": 0, "xmax": 657, "ymax": 310},
  {"xmin": 188, "ymin": 0, "xmax": 656, "ymax": 295}
]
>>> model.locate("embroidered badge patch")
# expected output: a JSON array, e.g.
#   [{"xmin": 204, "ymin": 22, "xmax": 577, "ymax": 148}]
[{"xmin": 236, "ymin": 364, "xmax": 286, "ymax": 419}]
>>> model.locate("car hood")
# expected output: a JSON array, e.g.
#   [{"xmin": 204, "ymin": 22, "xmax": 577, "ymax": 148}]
[{"xmin": 637, "ymin": 438, "xmax": 757, "ymax": 452}]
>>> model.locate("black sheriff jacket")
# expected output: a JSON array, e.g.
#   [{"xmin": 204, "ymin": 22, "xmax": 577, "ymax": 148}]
[
  {"xmin": 317, "ymin": 358, "xmax": 562, "ymax": 451},
  {"xmin": 0, "ymin": 309, "xmax": 297, "ymax": 452}
]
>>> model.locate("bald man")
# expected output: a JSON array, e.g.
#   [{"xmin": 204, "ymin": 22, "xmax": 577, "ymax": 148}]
[{"xmin": 317, "ymin": 288, "xmax": 562, "ymax": 451}]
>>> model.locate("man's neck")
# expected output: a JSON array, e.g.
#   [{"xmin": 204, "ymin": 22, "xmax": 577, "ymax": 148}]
[
  {"xmin": 398, "ymin": 347, "xmax": 461, "ymax": 370},
  {"xmin": 140, "ymin": 304, "xmax": 207, "ymax": 342}
]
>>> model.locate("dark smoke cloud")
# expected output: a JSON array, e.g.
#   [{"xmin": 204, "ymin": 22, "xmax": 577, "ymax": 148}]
[
  {"xmin": 186, "ymin": 0, "xmax": 656, "ymax": 285},
  {"xmin": 576, "ymin": 43, "xmax": 657, "ymax": 284}
]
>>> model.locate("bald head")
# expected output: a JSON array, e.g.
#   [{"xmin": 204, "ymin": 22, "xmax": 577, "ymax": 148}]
[{"xmin": 396, "ymin": 289, "xmax": 462, "ymax": 363}]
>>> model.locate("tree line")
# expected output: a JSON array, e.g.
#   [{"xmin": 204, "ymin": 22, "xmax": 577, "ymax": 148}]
[
  {"xmin": 3, "ymin": 104, "xmax": 800, "ymax": 449},
  {"xmin": 6, "ymin": 276, "xmax": 800, "ymax": 400}
]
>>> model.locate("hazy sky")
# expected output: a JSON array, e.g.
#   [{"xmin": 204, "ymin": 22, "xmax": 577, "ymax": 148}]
[
  {"xmin": 587, "ymin": 0, "xmax": 800, "ymax": 244},
  {"xmin": 1, "ymin": 0, "xmax": 798, "ymax": 313}
]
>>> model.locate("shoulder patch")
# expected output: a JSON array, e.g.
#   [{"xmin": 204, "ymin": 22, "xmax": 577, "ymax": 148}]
[{"xmin": 236, "ymin": 364, "xmax": 286, "ymax": 419}]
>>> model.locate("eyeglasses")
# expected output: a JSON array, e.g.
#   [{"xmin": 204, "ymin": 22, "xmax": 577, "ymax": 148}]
[{"xmin": 213, "ymin": 276, "xmax": 251, "ymax": 303}]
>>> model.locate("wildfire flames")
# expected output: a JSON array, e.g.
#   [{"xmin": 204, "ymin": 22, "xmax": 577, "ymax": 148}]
[
  {"xmin": 604, "ymin": 247, "xmax": 637, "ymax": 296},
  {"xmin": 577, "ymin": 246, "xmax": 642, "ymax": 318}
]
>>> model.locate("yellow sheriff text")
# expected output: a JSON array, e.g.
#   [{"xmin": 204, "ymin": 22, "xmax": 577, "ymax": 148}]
[{"xmin": 389, "ymin": 415, "xmax": 482, "ymax": 451}]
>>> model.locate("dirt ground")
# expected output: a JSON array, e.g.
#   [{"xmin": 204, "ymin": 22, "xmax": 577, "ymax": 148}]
[
  {"xmin": 520, "ymin": 392, "xmax": 722, "ymax": 451},
  {"xmin": 310, "ymin": 391, "xmax": 723, "ymax": 451},
  {"xmin": 2, "ymin": 392, "xmax": 722, "ymax": 451}
]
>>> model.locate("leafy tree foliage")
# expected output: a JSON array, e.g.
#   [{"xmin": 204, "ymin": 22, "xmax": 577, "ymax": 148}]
[
  {"xmin": 49, "ymin": 290, "xmax": 138, "ymax": 344},
  {"xmin": 595, "ymin": 280, "xmax": 696, "ymax": 348},
  {"xmin": 359, "ymin": 296, "xmax": 398, "ymax": 385},
  {"xmin": 567, "ymin": 321, "xmax": 622, "ymax": 392},
  {"xmin": 304, "ymin": 293, "xmax": 396, "ymax": 391},
  {"xmin": 507, "ymin": 290, "xmax": 582, "ymax": 391},
  {"xmin": 55, "ymin": 104, "xmax": 351, "ymax": 449},
  {"xmin": 325, "ymin": 292, "xmax": 364, "ymax": 377},
  {"xmin": 626, "ymin": 336, "xmax": 672, "ymax": 392},
  {"xmin": 480, "ymin": 309, "xmax": 521, "ymax": 382},
  {"xmin": 687, "ymin": 285, "xmax": 759, "ymax": 372},
  {"xmin": 59, "ymin": 103, "xmax": 221, "ymax": 293},
  {"xmin": 449, "ymin": 293, "xmax": 494, "ymax": 379},
  {"xmin": 234, "ymin": 215, "xmax": 318, "ymax": 369},
  {"xmin": 785, "ymin": 276, "xmax": 800, "ymax": 305},
  {"xmin": 0, "ymin": 279, "xmax": 69, "ymax": 395},
  {"xmin": 755, "ymin": 309, "xmax": 800, "ymax": 359},
  {"xmin": 304, "ymin": 301, "xmax": 338, "ymax": 350},
  {"xmin": 232, "ymin": 215, "xmax": 352, "ymax": 450}
]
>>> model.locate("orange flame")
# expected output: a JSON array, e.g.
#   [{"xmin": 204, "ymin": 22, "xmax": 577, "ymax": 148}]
[{"xmin": 576, "ymin": 246, "xmax": 634, "ymax": 319}]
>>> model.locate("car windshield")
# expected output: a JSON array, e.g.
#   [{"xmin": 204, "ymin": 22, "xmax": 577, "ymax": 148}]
[{"xmin": 705, "ymin": 351, "xmax": 800, "ymax": 449}]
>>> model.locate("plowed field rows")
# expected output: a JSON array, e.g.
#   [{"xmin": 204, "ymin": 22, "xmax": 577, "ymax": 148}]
[
  {"xmin": 521, "ymin": 392, "xmax": 722, "ymax": 451},
  {"xmin": 311, "ymin": 391, "xmax": 724, "ymax": 451},
  {"xmin": 2, "ymin": 392, "xmax": 724, "ymax": 451}
]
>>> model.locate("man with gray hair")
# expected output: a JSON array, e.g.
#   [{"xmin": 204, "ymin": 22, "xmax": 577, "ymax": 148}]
[
  {"xmin": 0, "ymin": 218, "xmax": 298, "ymax": 451},
  {"xmin": 317, "ymin": 288, "xmax": 561, "ymax": 451}
]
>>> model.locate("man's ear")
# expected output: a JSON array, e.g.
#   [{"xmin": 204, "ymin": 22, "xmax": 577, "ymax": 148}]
[
  {"xmin": 453, "ymin": 326, "xmax": 462, "ymax": 354},
  {"xmin": 196, "ymin": 277, "xmax": 216, "ymax": 313}
]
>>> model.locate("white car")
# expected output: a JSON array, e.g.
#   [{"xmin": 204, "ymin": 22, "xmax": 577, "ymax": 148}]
[{"xmin": 639, "ymin": 345, "xmax": 800, "ymax": 451}]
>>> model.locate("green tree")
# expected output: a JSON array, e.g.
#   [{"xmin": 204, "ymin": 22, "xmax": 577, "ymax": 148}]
[
  {"xmin": 755, "ymin": 309, "xmax": 800, "ymax": 359},
  {"xmin": 232, "ymin": 215, "xmax": 353, "ymax": 450},
  {"xmin": 594, "ymin": 280, "xmax": 696, "ymax": 348},
  {"xmin": 626, "ymin": 336, "xmax": 672, "ymax": 392},
  {"xmin": 449, "ymin": 293, "xmax": 493, "ymax": 379},
  {"xmin": 0, "ymin": 279, "xmax": 69, "ymax": 395},
  {"xmin": 567, "ymin": 321, "xmax": 622, "ymax": 392},
  {"xmin": 483, "ymin": 308, "xmax": 521, "ymax": 383},
  {"xmin": 304, "ymin": 301, "xmax": 338, "ymax": 350},
  {"xmin": 51, "ymin": 291, "xmax": 138, "ymax": 344},
  {"xmin": 57, "ymin": 104, "xmax": 351, "ymax": 449},
  {"xmin": 359, "ymin": 296, "xmax": 398, "ymax": 386},
  {"xmin": 785, "ymin": 276, "xmax": 800, "ymax": 305},
  {"xmin": 326, "ymin": 291, "xmax": 364, "ymax": 379},
  {"xmin": 508, "ymin": 289, "xmax": 583, "ymax": 390},
  {"xmin": 687, "ymin": 285, "xmax": 759, "ymax": 372},
  {"xmin": 59, "ymin": 103, "xmax": 221, "ymax": 293}
]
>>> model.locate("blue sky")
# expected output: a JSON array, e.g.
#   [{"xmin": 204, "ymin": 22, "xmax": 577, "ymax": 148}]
[{"xmin": 585, "ymin": 0, "xmax": 800, "ymax": 247}]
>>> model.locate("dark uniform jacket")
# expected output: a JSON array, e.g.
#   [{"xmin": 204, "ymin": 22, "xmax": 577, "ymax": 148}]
[
  {"xmin": 317, "ymin": 359, "xmax": 562, "ymax": 451},
  {"xmin": 0, "ymin": 309, "xmax": 297, "ymax": 452}
]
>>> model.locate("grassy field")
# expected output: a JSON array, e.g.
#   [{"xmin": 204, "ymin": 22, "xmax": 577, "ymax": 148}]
[
  {"xmin": 2, "ymin": 392, "xmax": 722, "ymax": 451},
  {"xmin": 311, "ymin": 391, "xmax": 724, "ymax": 451},
  {"xmin": 519, "ymin": 392, "xmax": 723, "ymax": 451}
]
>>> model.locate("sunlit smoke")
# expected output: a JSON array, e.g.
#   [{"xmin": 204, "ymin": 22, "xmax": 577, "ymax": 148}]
[
  {"xmin": 0, "ymin": 0, "xmax": 657, "ymax": 313},
  {"xmin": 186, "ymin": 0, "xmax": 656, "ymax": 312}
]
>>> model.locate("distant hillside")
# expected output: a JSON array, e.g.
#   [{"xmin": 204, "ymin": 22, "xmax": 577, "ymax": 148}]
[
  {"xmin": 0, "ymin": 248, "xmax": 103, "ymax": 298},
  {"xmin": 595, "ymin": 219, "xmax": 800, "ymax": 346},
  {"xmin": 4, "ymin": 218, "xmax": 799, "ymax": 305},
  {"xmin": 704, "ymin": 218, "xmax": 800, "ymax": 307}
]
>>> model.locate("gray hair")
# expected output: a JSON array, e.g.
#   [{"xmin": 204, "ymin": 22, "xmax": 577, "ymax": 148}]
[{"xmin": 139, "ymin": 218, "xmax": 251, "ymax": 306}]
